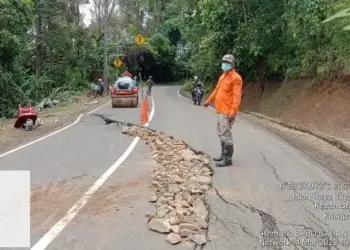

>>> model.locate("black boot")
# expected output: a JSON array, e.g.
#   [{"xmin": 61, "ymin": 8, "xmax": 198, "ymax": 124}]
[
  {"xmin": 216, "ymin": 144, "xmax": 233, "ymax": 167},
  {"xmin": 213, "ymin": 141, "xmax": 224, "ymax": 161}
]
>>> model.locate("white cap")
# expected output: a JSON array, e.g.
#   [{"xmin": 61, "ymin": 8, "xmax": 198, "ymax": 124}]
[{"xmin": 222, "ymin": 54, "xmax": 235, "ymax": 64}]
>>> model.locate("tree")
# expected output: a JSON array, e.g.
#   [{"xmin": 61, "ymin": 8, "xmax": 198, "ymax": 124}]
[{"xmin": 2, "ymin": 0, "xmax": 350, "ymax": 117}]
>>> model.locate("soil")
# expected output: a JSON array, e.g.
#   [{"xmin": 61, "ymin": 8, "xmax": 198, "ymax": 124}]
[
  {"xmin": 30, "ymin": 173, "xmax": 150, "ymax": 232},
  {"xmin": 241, "ymin": 79, "xmax": 350, "ymax": 181},
  {"xmin": 242, "ymin": 79, "xmax": 350, "ymax": 141},
  {"xmin": 31, "ymin": 178, "xmax": 87, "ymax": 232},
  {"xmin": 0, "ymin": 95, "xmax": 110, "ymax": 153},
  {"xmin": 79, "ymin": 174, "xmax": 150, "ymax": 220}
]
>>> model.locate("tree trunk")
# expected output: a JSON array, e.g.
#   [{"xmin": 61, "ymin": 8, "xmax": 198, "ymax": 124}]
[
  {"xmin": 139, "ymin": 8, "xmax": 144, "ymax": 33},
  {"xmin": 98, "ymin": 4, "xmax": 102, "ymax": 35},
  {"xmin": 76, "ymin": 0, "xmax": 80, "ymax": 26}
]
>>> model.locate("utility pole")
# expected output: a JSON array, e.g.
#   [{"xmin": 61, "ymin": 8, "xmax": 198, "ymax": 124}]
[
  {"xmin": 103, "ymin": 0, "xmax": 108, "ymax": 93},
  {"xmin": 116, "ymin": 40, "xmax": 119, "ymax": 78},
  {"xmin": 35, "ymin": 0, "xmax": 42, "ymax": 81},
  {"xmin": 115, "ymin": 14, "xmax": 119, "ymax": 79}
]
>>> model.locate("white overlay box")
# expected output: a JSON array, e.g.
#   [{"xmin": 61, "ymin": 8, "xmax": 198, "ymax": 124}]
[{"xmin": 0, "ymin": 171, "xmax": 30, "ymax": 247}]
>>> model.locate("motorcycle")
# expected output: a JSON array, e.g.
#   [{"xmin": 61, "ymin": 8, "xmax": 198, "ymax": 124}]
[{"xmin": 193, "ymin": 86, "xmax": 203, "ymax": 106}]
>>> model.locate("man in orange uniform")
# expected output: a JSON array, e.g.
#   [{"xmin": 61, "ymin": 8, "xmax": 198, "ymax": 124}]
[{"xmin": 204, "ymin": 54, "xmax": 243, "ymax": 167}]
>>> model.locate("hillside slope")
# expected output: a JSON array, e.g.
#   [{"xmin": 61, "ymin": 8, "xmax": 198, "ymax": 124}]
[{"xmin": 242, "ymin": 79, "xmax": 350, "ymax": 141}]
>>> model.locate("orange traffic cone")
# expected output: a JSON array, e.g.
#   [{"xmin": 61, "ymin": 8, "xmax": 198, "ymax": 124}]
[{"xmin": 139, "ymin": 98, "xmax": 149, "ymax": 124}]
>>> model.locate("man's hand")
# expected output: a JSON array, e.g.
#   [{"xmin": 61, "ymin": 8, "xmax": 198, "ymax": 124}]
[{"xmin": 228, "ymin": 114, "xmax": 235, "ymax": 122}]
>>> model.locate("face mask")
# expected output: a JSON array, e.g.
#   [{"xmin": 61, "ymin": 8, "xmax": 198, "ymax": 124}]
[{"xmin": 221, "ymin": 63, "xmax": 232, "ymax": 71}]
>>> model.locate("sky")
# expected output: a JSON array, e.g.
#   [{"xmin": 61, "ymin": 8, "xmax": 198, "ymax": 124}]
[{"xmin": 80, "ymin": 3, "xmax": 93, "ymax": 26}]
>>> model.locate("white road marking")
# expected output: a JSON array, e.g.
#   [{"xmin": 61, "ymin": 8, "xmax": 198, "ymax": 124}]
[
  {"xmin": 0, "ymin": 101, "xmax": 111, "ymax": 159},
  {"xmin": 31, "ymin": 96, "xmax": 156, "ymax": 250},
  {"xmin": 176, "ymin": 89, "xmax": 188, "ymax": 100},
  {"xmin": 87, "ymin": 100, "xmax": 111, "ymax": 115}
]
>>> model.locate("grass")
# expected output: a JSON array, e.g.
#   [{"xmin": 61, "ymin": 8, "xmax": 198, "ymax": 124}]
[
  {"xmin": 181, "ymin": 80, "xmax": 213, "ymax": 96},
  {"xmin": 151, "ymin": 81, "xmax": 186, "ymax": 86},
  {"xmin": 182, "ymin": 81, "xmax": 193, "ymax": 91}
]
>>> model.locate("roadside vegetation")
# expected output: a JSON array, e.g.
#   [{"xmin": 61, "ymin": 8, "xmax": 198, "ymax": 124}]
[{"xmin": 2, "ymin": 0, "xmax": 350, "ymax": 118}]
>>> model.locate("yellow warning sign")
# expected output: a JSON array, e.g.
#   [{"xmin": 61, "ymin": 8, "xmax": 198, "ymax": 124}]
[
  {"xmin": 135, "ymin": 34, "xmax": 145, "ymax": 45},
  {"xmin": 113, "ymin": 58, "xmax": 123, "ymax": 68}
]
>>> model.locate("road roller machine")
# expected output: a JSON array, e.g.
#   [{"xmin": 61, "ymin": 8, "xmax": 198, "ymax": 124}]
[{"xmin": 110, "ymin": 86, "xmax": 139, "ymax": 108}]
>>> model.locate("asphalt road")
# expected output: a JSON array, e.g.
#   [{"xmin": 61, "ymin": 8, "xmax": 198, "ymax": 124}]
[{"xmin": 0, "ymin": 86, "xmax": 350, "ymax": 250}]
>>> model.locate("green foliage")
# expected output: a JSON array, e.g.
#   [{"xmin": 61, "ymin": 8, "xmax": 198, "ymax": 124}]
[
  {"xmin": 182, "ymin": 81, "xmax": 192, "ymax": 92},
  {"xmin": 0, "ymin": 0, "xmax": 105, "ymax": 118},
  {"xmin": 323, "ymin": 8, "xmax": 350, "ymax": 30},
  {"xmin": 151, "ymin": 0, "xmax": 350, "ymax": 85},
  {"xmin": 118, "ymin": 32, "xmax": 186, "ymax": 82},
  {"xmin": 2, "ymin": 0, "xmax": 350, "ymax": 118}
]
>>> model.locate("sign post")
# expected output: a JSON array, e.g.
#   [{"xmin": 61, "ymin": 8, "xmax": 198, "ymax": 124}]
[
  {"xmin": 116, "ymin": 40, "xmax": 119, "ymax": 78},
  {"xmin": 139, "ymin": 73, "xmax": 143, "ymax": 99},
  {"xmin": 135, "ymin": 35, "xmax": 145, "ymax": 99},
  {"xmin": 103, "ymin": 0, "xmax": 108, "ymax": 94}
]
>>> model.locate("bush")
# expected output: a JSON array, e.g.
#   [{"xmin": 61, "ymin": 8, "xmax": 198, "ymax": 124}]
[{"xmin": 182, "ymin": 81, "xmax": 193, "ymax": 92}]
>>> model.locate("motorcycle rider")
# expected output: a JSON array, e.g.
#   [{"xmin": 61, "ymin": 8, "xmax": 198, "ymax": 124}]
[{"xmin": 191, "ymin": 76, "xmax": 204, "ymax": 100}]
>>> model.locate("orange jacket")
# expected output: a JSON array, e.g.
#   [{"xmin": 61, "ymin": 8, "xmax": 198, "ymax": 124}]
[{"xmin": 205, "ymin": 69, "xmax": 243, "ymax": 116}]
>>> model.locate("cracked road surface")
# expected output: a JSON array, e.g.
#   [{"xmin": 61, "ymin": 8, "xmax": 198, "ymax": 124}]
[
  {"xmin": 151, "ymin": 87, "xmax": 350, "ymax": 250},
  {"xmin": 0, "ymin": 86, "xmax": 349, "ymax": 250}
]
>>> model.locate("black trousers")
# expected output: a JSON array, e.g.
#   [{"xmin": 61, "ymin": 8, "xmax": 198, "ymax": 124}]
[{"xmin": 147, "ymin": 86, "xmax": 152, "ymax": 95}]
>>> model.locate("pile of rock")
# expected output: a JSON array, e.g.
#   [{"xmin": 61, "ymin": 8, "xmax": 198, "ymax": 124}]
[{"xmin": 123, "ymin": 125, "xmax": 213, "ymax": 246}]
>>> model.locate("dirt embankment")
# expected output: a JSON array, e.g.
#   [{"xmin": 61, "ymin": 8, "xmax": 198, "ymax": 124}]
[{"xmin": 242, "ymin": 79, "xmax": 350, "ymax": 141}]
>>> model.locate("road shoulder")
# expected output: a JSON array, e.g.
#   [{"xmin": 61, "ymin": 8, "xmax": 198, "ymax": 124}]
[
  {"xmin": 0, "ymin": 95, "xmax": 109, "ymax": 153},
  {"xmin": 241, "ymin": 113, "xmax": 350, "ymax": 181}
]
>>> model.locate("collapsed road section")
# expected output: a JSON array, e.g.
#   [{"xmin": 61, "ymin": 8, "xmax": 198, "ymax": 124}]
[
  {"xmin": 122, "ymin": 124, "xmax": 213, "ymax": 246},
  {"xmin": 95, "ymin": 115, "xmax": 348, "ymax": 249}
]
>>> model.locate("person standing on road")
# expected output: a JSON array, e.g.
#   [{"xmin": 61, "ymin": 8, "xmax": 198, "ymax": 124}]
[
  {"xmin": 146, "ymin": 76, "xmax": 154, "ymax": 96},
  {"xmin": 133, "ymin": 76, "xmax": 139, "ymax": 87},
  {"xmin": 203, "ymin": 54, "xmax": 243, "ymax": 167}
]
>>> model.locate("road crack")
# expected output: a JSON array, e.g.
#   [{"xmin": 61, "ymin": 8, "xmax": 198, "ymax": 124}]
[
  {"xmin": 260, "ymin": 152, "xmax": 340, "ymax": 248},
  {"xmin": 259, "ymin": 154, "xmax": 341, "ymax": 249},
  {"xmin": 213, "ymin": 188, "xmax": 244, "ymax": 212},
  {"xmin": 97, "ymin": 115, "xmax": 342, "ymax": 250},
  {"xmin": 209, "ymin": 206, "xmax": 260, "ymax": 242},
  {"xmin": 261, "ymin": 153, "xmax": 284, "ymax": 183},
  {"xmin": 213, "ymin": 187, "xmax": 309, "ymax": 249},
  {"xmin": 239, "ymin": 202, "xmax": 284, "ymax": 250}
]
